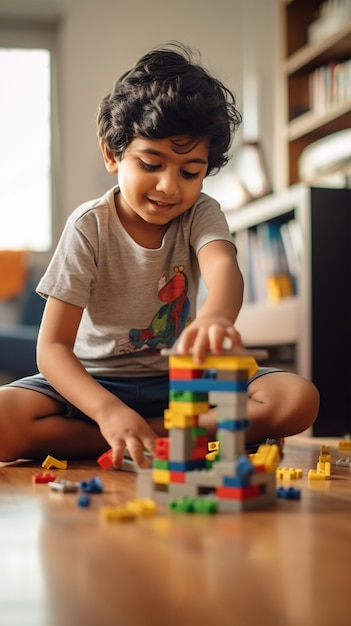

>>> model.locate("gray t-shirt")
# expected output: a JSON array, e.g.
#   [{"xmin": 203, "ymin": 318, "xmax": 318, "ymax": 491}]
[{"xmin": 37, "ymin": 186, "xmax": 235, "ymax": 377}]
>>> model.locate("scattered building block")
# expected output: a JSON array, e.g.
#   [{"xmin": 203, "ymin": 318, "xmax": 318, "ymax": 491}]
[
  {"xmin": 276, "ymin": 467, "xmax": 303, "ymax": 480},
  {"xmin": 336, "ymin": 457, "xmax": 351, "ymax": 467},
  {"xmin": 77, "ymin": 494, "xmax": 91, "ymax": 507},
  {"xmin": 49, "ymin": 479, "xmax": 79, "ymax": 492},
  {"xmin": 42, "ymin": 455, "xmax": 67, "ymax": 470},
  {"xmin": 277, "ymin": 486, "xmax": 301, "ymax": 500},
  {"xmin": 97, "ymin": 449, "xmax": 113, "ymax": 470},
  {"xmin": 80, "ymin": 476, "xmax": 104, "ymax": 493},
  {"xmin": 32, "ymin": 472, "xmax": 57, "ymax": 484},
  {"xmin": 125, "ymin": 498, "xmax": 156, "ymax": 517},
  {"xmin": 338, "ymin": 440, "xmax": 351, "ymax": 451},
  {"xmin": 308, "ymin": 469, "xmax": 329, "ymax": 480}
]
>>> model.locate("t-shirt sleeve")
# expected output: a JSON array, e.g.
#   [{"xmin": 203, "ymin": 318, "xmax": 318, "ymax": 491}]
[
  {"xmin": 188, "ymin": 193, "xmax": 236, "ymax": 254},
  {"xmin": 36, "ymin": 212, "xmax": 98, "ymax": 308}
]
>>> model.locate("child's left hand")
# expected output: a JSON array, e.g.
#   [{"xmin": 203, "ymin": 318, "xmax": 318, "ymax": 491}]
[{"xmin": 175, "ymin": 316, "xmax": 243, "ymax": 363}]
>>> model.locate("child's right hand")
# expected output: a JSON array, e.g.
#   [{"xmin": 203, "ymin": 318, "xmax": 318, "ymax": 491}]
[{"xmin": 96, "ymin": 403, "xmax": 157, "ymax": 469}]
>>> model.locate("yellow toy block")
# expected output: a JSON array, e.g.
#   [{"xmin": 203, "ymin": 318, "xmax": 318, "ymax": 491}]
[
  {"xmin": 168, "ymin": 354, "xmax": 259, "ymax": 378},
  {"xmin": 317, "ymin": 461, "xmax": 331, "ymax": 476},
  {"xmin": 152, "ymin": 469, "xmax": 170, "ymax": 485},
  {"xmin": 276, "ymin": 467, "xmax": 303, "ymax": 480},
  {"xmin": 308, "ymin": 469, "xmax": 328, "ymax": 480},
  {"xmin": 168, "ymin": 400, "xmax": 209, "ymax": 416},
  {"xmin": 208, "ymin": 441, "xmax": 220, "ymax": 451},
  {"xmin": 205, "ymin": 451, "xmax": 218, "ymax": 462},
  {"xmin": 320, "ymin": 445, "xmax": 330, "ymax": 456},
  {"xmin": 252, "ymin": 444, "xmax": 280, "ymax": 472},
  {"xmin": 42, "ymin": 455, "xmax": 67, "ymax": 470},
  {"xmin": 164, "ymin": 409, "xmax": 197, "ymax": 429},
  {"xmin": 338, "ymin": 440, "xmax": 351, "ymax": 451},
  {"xmin": 125, "ymin": 498, "xmax": 156, "ymax": 517},
  {"xmin": 319, "ymin": 454, "xmax": 331, "ymax": 464},
  {"xmin": 100, "ymin": 506, "xmax": 136, "ymax": 522}
]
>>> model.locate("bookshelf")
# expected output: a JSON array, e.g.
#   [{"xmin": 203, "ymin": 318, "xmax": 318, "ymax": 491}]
[
  {"xmin": 225, "ymin": 184, "xmax": 351, "ymax": 437},
  {"xmin": 277, "ymin": 0, "xmax": 351, "ymax": 187}
]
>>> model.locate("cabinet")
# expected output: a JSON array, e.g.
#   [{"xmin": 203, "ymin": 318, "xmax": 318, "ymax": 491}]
[
  {"xmin": 278, "ymin": 0, "xmax": 351, "ymax": 187},
  {"xmin": 225, "ymin": 184, "xmax": 351, "ymax": 437}
]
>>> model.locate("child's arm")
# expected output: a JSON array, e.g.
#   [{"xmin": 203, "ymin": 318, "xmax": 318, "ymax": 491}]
[
  {"xmin": 36, "ymin": 296, "xmax": 156, "ymax": 468},
  {"xmin": 176, "ymin": 240, "xmax": 244, "ymax": 362}
]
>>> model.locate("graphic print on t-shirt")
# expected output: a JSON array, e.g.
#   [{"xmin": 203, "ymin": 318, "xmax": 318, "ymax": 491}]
[{"xmin": 129, "ymin": 266, "xmax": 190, "ymax": 350}]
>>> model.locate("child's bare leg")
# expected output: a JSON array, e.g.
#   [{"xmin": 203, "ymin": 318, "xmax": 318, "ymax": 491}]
[
  {"xmin": 245, "ymin": 371, "xmax": 320, "ymax": 442},
  {"xmin": 0, "ymin": 387, "xmax": 167, "ymax": 462},
  {"xmin": 199, "ymin": 372, "xmax": 320, "ymax": 443},
  {"xmin": 0, "ymin": 387, "xmax": 109, "ymax": 462}
]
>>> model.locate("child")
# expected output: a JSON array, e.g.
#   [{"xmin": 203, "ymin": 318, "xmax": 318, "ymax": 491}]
[{"xmin": 0, "ymin": 43, "xmax": 319, "ymax": 468}]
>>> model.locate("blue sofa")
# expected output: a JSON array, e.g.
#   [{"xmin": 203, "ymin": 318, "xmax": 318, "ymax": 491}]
[{"xmin": 0, "ymin": 279, "xmax": 45, "ymax": 378}]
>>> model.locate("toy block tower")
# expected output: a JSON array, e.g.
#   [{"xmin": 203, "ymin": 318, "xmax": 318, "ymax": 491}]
[{"xmin": 137, "ymin": 349, "xmax": 279, "ymax": 512}]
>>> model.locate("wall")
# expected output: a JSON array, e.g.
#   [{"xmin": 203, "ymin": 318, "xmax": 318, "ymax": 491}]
[{"xmin": 0, "ymin": 0, "xmax": 277, "ymax": 245}]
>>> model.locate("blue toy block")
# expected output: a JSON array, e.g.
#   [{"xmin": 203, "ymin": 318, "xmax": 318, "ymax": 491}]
[
  {"xmin": 216, "ymin": 418, "xmax": 250, "ymax": 431},
  {"xmin": 169, "ymin": 379, "xmax": 247, "ymax": 393},
  {"xmin": 277, "ymin": 486, "xmax": 301, "ymax": 500},
  {"xmin": 80, "ymin": 476, "xmax": 104, "ymax": 493},
  {"xmin": 236, "ymin": 454, "xmax": 254, "ymax": 478},
  {"xmin": 77, "ymin": 493, "xmax": 91, "ymax": 507},
  {"xmin": 222, "ymin": 475, "xmax": 250, "ymax": 487}
]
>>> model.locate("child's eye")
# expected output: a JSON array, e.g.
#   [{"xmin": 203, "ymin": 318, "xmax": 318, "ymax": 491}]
[
  {"xmin": 140, "ymin": 160, "xmax": 160, "ymax": 171},
  {"xmin": 181, "ymin": 170, "xmax": 200, "ymax": 180}
]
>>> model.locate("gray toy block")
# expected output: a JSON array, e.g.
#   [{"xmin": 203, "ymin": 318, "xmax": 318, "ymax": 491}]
[
  {"xmin": 137, "ymin": 469, "xmax": 154, "ymax": 498},
  {"xmin": 216, "ymin": 407, "xmax": 247, "ymax": 420},
  {"xmin": 250, "ymin": 471, "xmax": 276, "ymax": 488},
  {"xmin": 242, "ymin": 491, "xmax": 276, "ymax": 510},
  {"xmin": 216, "ymin": 498, "xmax": 246, "ymax": 513},
  {"xmin": 216, "ymin": 369, "xmax": 248, "ymax": 382},
  {"xmin": 209, "ymin": 390, "xmax": 247, "ymax": 412},
  {"xmin": 217, "ymin": 429, "xmax": 246, "ymax": 461},
  {"xmin": 185, "ymin": 468, "xmax": 221, "ymax": 488},
  {"xmin": 336, "ymin": 457, "xmax": 351, "ymax": 467},
  {"xmin": 152, "ymin": 490, "xmax": 173, "ymax": 505},
  {"xmin": 168, "ymin": 482, "xmax": 198, "ymax": 498},
  {"xmin": 170, "ymin": 427, "xmax": 194, "ymax": 462},
  {"xmin": 212, "ymin": 460, "xmax": 238, "ymax": 475}
]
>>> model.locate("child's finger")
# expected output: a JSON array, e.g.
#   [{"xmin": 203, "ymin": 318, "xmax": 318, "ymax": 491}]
[
  {"xmin": 111, "ymin": 440, "xmax": 127, "ymax": 469},
  {"xmin": 126, "ymin": 438, "xmax": 152, "ymax": 469}
]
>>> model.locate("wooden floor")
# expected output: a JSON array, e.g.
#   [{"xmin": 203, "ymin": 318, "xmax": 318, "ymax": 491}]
[{"xmin": 1, "ymin": 437, "xmax": 351, "ymax": 626}]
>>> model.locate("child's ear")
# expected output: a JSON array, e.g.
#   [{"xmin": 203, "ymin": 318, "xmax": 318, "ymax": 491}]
[{"xmin": 99, "ymin": 140, "xmax": 118, "ymax": 174}]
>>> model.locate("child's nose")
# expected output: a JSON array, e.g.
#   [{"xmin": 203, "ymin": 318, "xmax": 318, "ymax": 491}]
[{"xmin": 155, "ymin": 170, "xmax": 179, "ymax": 195}]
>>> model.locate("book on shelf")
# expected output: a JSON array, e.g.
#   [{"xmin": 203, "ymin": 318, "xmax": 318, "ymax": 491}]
[
  {"xmin": 280, "ymin": 220, "xmax": 302, "ymax": 294},
  {"xmin": 255, "ymin": 222, "xmax": 294, "ymax": 303},
  {"xmin": 234, "ymin": 218, "xmax": 303, "ymax": 306},
  {"xmin": 308, "ymin": 59, "xmax": 351, "ymax": 115}
]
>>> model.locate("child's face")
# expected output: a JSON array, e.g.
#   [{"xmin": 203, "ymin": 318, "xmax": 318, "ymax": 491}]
[{"xmin": 104, "ymin": 136, "xmax": 209, "ymax": 230}]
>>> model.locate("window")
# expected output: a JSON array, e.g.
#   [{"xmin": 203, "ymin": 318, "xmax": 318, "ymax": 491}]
[{"xmin": 0, "ymin": 23, "xmax": 56, "ymax": 251}]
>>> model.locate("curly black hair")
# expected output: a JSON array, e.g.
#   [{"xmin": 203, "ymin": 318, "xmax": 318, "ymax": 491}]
[{"xmin": 97, "ymin": 42, "xmax": 241, "ymax": 175}]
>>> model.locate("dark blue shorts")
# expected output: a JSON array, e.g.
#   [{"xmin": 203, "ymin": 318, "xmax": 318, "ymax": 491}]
[{"xmin": 6, "ymin": 367, "xmax": 280, "ymax": 422}]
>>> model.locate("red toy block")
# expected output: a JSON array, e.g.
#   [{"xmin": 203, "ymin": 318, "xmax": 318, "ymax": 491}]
[
  {"xmin": 155, "ymin": 437, "xmax": 170, "ymax": 460},
  {"xmin": 169, "ymin": 368, "xmax": 203, "ymax": 380},
  {"xmin": 32, "ymin": 472, "xmax": 57, "ymax": 484},
  {"xmin": 191, "ymin": 446, "xmax": 208, "ymax": 460},
  {"xmin": 97, "ymin": 449, "xmax": 113, "ymax": 470},
  {"xmin": 170, "ymin": 471, "xmax": 186, "ymax": 483},
  {"xmin": 216, "ymin": 485, "xmax": 260, "ymax": 500}
]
